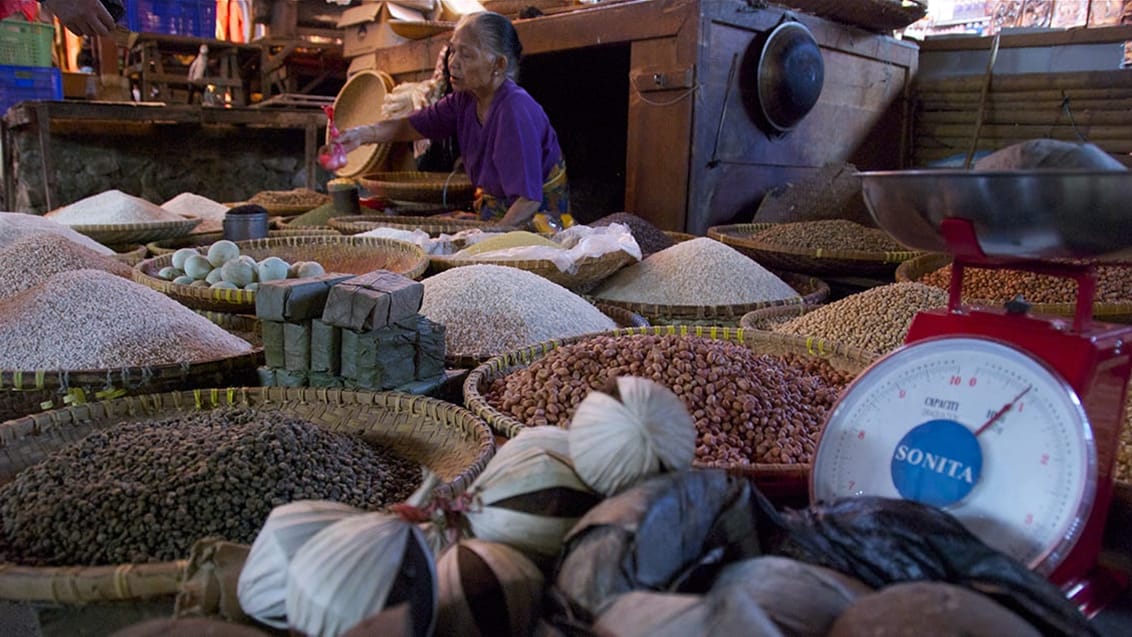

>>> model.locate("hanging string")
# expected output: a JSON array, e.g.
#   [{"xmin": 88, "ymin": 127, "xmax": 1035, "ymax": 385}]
[{"xmin": 1060, "ymin": 93, "xmax": 1088, "ymax": 143}]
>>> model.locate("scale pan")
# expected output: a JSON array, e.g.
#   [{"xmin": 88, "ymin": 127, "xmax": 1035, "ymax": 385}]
[{"xmin": 860, "ymin": 170, "xmax": 1132, "ymax": 260}]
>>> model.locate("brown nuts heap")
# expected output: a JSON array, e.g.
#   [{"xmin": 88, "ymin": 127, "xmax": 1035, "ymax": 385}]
[{"xmin": 485, "ymin": 334, "xmax": 853, "ymax": 466}]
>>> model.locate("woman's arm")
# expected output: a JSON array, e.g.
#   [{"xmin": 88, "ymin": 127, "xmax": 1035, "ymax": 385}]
[
  {"xmin": 333, "ymin": 118, "xmax": 425, "ymax": 153},
  {"xmin": 495, "ymin": 197, "xmax": 542, "ymax": 228}
]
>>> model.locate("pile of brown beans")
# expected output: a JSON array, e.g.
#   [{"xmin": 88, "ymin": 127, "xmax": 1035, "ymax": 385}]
[
  {"xmin": 751, "ymin": 219, "xmax": 908, "ymax": 252},
  {"xmin": 484, "ymin": 334, "xmax": 855, "ymax": 466},
  {"xmin": 919, "ymin": 264, "xmax": 1132, "ymax": 305}
]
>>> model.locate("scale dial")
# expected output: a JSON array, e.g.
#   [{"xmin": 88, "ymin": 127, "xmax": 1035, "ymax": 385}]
[{"xmin": 811, "ymin": 336, "xmax": 1097, "ymax": 574}]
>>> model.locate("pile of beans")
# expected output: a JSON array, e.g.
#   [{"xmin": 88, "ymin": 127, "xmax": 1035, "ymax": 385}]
[
  {"xmin": 0, "ymin": 234, "xmax": 133, "ymax": 300},
  {"xmin": 248, "ymin": 188, "xmax": 329, "ymax": 209},
  {"xmin": 591, "ymin": 212, "xmax": 675, "ymax": 257},
  {"xmin": 0, "ymin": 406, "xmax": 420, "ymax": 566},
  {"xmin": 919, "ymin": 263, "xmax": 1132, "ymax": 305},
  {"xmin": 751, "ymin": 219, "xmax": 908, "ymax": 252},
  {"xmin": 421, "ymin": 264, "xmax": 615, "ymax": 358},
  {"xmin": 484, "ymin": 334, "xmax": 855, "ymax": 466},
  {"xmin": 592, "ymin": 238, "xmax": 797, "ymax": 306},
  {"xmin": 1116, "ymin": 403, "xmax": 1132, "ymax": 484},
  {"xmin": 0, "ymin": 269, "xmax": 253, "ymax": 369},
  {"xmin": 771, "ymin": 282, "xmax": 949, "ymax": 355}
]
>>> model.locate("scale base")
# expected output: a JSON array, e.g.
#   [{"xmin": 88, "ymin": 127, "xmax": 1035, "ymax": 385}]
[{"xmin": 1064, "ymin": 565, "xmax": 1130, "ymax": 619}]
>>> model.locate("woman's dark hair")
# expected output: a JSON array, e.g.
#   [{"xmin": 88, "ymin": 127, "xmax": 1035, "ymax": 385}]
[{"xmin": 466, "ymin": 12, "xmax": 523, "ymax": 80}]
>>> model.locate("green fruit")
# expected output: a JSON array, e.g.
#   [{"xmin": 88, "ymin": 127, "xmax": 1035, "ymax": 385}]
[
  {"xmin": 171, "ymin": 248, "xmax": 199, "ymax": 270},
  {"xmin": 158, "ymin": 266, "xmax": 183, "ymax": 281},
  {"xmin": 205, "ymin": 268, "xmax": 224, "ymax": 285},
  {"xmin": 172, "ymin": 275, "xmax": 195, "ymax": 286},
  {"xmin": 257, "ymin": 256, "xmax": 290, "ymax": 282},
  {"xmin": 207, "ymin": 240, "xmax": 241, "ymax": 268},
  {"xmin": 221, "ymin": 259, "xmax": 256, "ymax": 288},
  {"xmin": 296, "ymin": 261, "xmax": 325, "ymax": 278},
  {"xmin": 184, "ymin": 255, "xmax": 213, "ymax": 280},
  {"xmin": 210, "ymin": 281, "xmax": 238, "ymax": 290}
]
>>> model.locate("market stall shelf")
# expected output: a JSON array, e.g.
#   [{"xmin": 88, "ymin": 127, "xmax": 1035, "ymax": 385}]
[
  {"xmin": 134, "ymin": 235, "xmax": 429, "ymax": 313},
  {"xmin": 0, "ymin": 387, "xmax": 494, "ymax": 604}
]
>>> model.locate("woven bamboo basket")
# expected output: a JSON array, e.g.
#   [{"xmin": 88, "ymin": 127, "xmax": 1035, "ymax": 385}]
[
  {"xmin": 359, "ymin": 171, "xmax": 475, "ymax": 207},
  {"xmin": 196, "ymin": 311, "xmax": 262, "ymax": 347},
  {"xmin": 145, "ymin": 228, "xmax": 340, "ymax": 256},
  {"xmin": 330, "ymin": 214, "xmax": 489, "ymax": 236},
  {"xmin": 0, "ymin": 387, "xmax": 495, "ymax": 603},
  {"xmin": 432, "ymin": 247, "xmax": 637, "ymax": 293},
  {"xmin": 591, "ymin": 271, "xmax": 829, "ymax": 327},
  {"xmin": 780, "ymin": 0, "xmax": 927, "ymax": 32},
  {"xmin": 388, "ymin": 20, "xmax": 456, "ymax": 39},
  {"xmin": 896, "ymin": 253, "xmax": 1132, "ymax": 323},
  {"xmin": 0, "ymin": 349, "xmax": 261, "ymax": 424},
  {"xmin": 133, "ymin": 235, "xmax": 429, "ymax": 313},
  {"xmin": 707, "ymin": 222, "xmax": 923, "ymax": 276},
  {"xmin": 331, "ymin": 70, "xmax": 393, "ymax": 178},
  {"xmin": 463, "ymin": 326, "xmax": 875, "ymax": 495},
  {"xmin": 110, "ymin": 244, "xmax": 149, "ymax": 265},
  {"xmin": 445, "ymin": 301, "xmax": 651, "ymax": 369},
  {"xmin": 68, "ymin": 218, "xmax": 202, "ymax": 246},
  {"xmin": 739, "ymin": 303, "xmax": 823, "ymax": 331}
]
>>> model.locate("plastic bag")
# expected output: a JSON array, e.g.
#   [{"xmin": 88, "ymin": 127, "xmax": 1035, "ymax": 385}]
[{"xmin": 448, "ymin": 223, "xmax": 643, "ymax": 274}]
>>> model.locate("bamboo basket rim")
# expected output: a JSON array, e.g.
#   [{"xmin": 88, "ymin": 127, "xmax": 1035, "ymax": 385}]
[
  {"xmin": 132, "ymin": 235, "xmax": 429, "ymax": 313},
  {"xmin": 463, "ymin": 325, "xmax": 876, "ymax": 439},
  {"xmin": 444, "ymin": 301, "xmax": 651, "ymax": 369},
  {"xmin": 0, "ymin": 387, "xmax": 495, "ymax": 603},
  {"xmin": 358, "ymin": 171, "xmax": 475, "ymax": 205},
  {"xmin": 67, "ymin": 218, "xmax": 202, "ymax": 245},
  {"xmin": 0, "ymin": 348, "xmax": 261, "ymax": 393},
  {"xmin": 387, "ymin": 20, "xmax": 456, "ymax": 39},
  {"xmin": 111, "ymin": 244, "xmax": 148, "ymax": 265},
  {"xmin": 332, "ymin": 70, "xmax": 392, "ymax": 178},
  {"xmin": 708, "ymin": 222, "xmax": 923, "ymax": 264},
  {"xmin": 739, "ymin": 303, "xmax": 822, "ymax": 331},
  {"xmin": 589, "ymin": 271, "xmax": 829, "ymax": 322},
  {"xmin": 329, "ymin": 214, "xmax": 489, "ymax": 236},
  {"xmin": 145, "ymin": 227, "xmax": 341, "ymax": 255},
  {"xmin": 895, "ymin": 252, "xmax": 1132, "ymax": 320}
]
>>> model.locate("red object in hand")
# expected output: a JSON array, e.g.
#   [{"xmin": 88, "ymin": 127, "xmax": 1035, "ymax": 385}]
[{"xmin": 319, "ymin": 104, "xmax": 347, "ymax": 170}]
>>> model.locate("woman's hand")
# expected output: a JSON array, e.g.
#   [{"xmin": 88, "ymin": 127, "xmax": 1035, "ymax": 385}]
[
  {"xmin": 45, "ymin": 0, "xmax": 117, "ymax": 36},
  {"xmin": 332, "ymin": 125, "xmax": 374, "ymax": 154}
]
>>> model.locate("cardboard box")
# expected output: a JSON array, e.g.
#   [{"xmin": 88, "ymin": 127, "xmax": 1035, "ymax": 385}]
[
  {"xmin": 322, "ymin": 270, "xmax": 424, "ymax": 332},
  {"xmin": 338, "ymin": 2, "xmax": 427, "ymax": 57},
  {"xmin": 255, "ymin": 274, "xmax": 353, "ymax": 322}
]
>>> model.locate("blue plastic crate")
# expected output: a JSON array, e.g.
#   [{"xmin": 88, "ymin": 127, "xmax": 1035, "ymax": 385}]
[
  {"xmin": 128, "ymin": 0, "xmax": 217, "ymax": 38},
  {"xmin": 0, "ymin": 65, "xmax": 61, "ymax": 116}
]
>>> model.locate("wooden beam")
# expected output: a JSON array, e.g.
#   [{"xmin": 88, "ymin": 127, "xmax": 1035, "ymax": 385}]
[{"xmin": 916, "ymin": 24, "xmax": 1132, "ymax": 51}]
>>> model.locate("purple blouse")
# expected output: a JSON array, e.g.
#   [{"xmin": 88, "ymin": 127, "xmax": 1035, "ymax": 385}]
[{"xmin": 408, "ymin": 79, "xmax": 562, "ymax": 204}]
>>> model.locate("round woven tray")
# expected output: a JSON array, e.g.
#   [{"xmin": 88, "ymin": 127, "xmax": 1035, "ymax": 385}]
[
  {"xmin": 0, "ymin": 349, "xmax": 261, "ymax": 424},
  {"xmin": 332, "ymin": 70, "xmax": 393, "ymax": 178},
  {"xmin": 431, "ymin": 247, "xmax": 637, "ymax": 293},
  {"xmin": 707, "ymin": 222, "xmax": 923, "ymax": 276},
  {"xmin": 463, "ymin": 326, "xmax": 875, "ymax": 495},
  {"xmin": 359, "ymin": 171, "xmax": 475, "ymax": 207},
  {"xmin": 110, "ymin": 244, "xmax": 149, "ymax": 266},
  {"xmin": 739, "ymin": 303, "xmax": 822, "ymax": 331},
  {"xmin": 145, "ymin": 227, "xmax": 340, "ymax": 256},
  {"xmin": 0, "ymin": 387, "xmax": 495, "ymax": 603},
  {"xmin": 591, "ymin": 271, "xmax": 829, "ymax": 326},
  {"xmin": 895, "ymin": 253, "xmax": 1132, "ymax": 323},
  {"xmin": 133, "ymin": 235, "xmax": 429, "ymax": 313},
  {"xmin": 329, "ymin": 214, "xmax": 489, "ymax": 236},
  {"xmin": 68, "ymin": 218, "xmax": 202, "ymax": 246},
  {"xmin": 445, "ymin": 301, "xmax": 651, "ymax": 369}
]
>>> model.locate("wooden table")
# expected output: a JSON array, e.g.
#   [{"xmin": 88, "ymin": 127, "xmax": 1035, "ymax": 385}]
[{"xmin": 1, "ymin": 101, "xmax": 327, "ymax": 211}]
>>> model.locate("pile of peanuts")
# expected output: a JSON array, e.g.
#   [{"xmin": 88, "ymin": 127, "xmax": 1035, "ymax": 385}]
[
  {"xmin": 484, "ymin": 334, "xmax": 855, "ymax": 466},
  {"xmin": 751, "ymin": 219, "xmax": 908, "ymax": 252},
  {"xmin": 919, "ymin": 263, "xmax": 1132, "ymax": 305}
]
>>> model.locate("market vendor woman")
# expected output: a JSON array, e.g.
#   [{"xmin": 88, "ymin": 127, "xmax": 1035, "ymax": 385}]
[{"xmin": 331, "ymin": 12, "xmax": 569, "ymax": 229}]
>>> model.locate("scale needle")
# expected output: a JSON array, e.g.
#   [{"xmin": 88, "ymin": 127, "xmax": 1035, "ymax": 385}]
[{"xmin": 974, "ymin": 385, "xmax": 1032, "ymax": 436}]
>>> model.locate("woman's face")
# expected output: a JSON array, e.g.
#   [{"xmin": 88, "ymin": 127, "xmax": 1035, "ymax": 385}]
[{"xmin": 448, "ymin": 25, "xmax": 500, "ymax": 94}]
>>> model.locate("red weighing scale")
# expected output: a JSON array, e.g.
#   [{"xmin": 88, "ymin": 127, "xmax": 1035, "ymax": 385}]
[{"xmin": 811, "ymin": 170, "xmax": 1132, "ymax": 616}]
